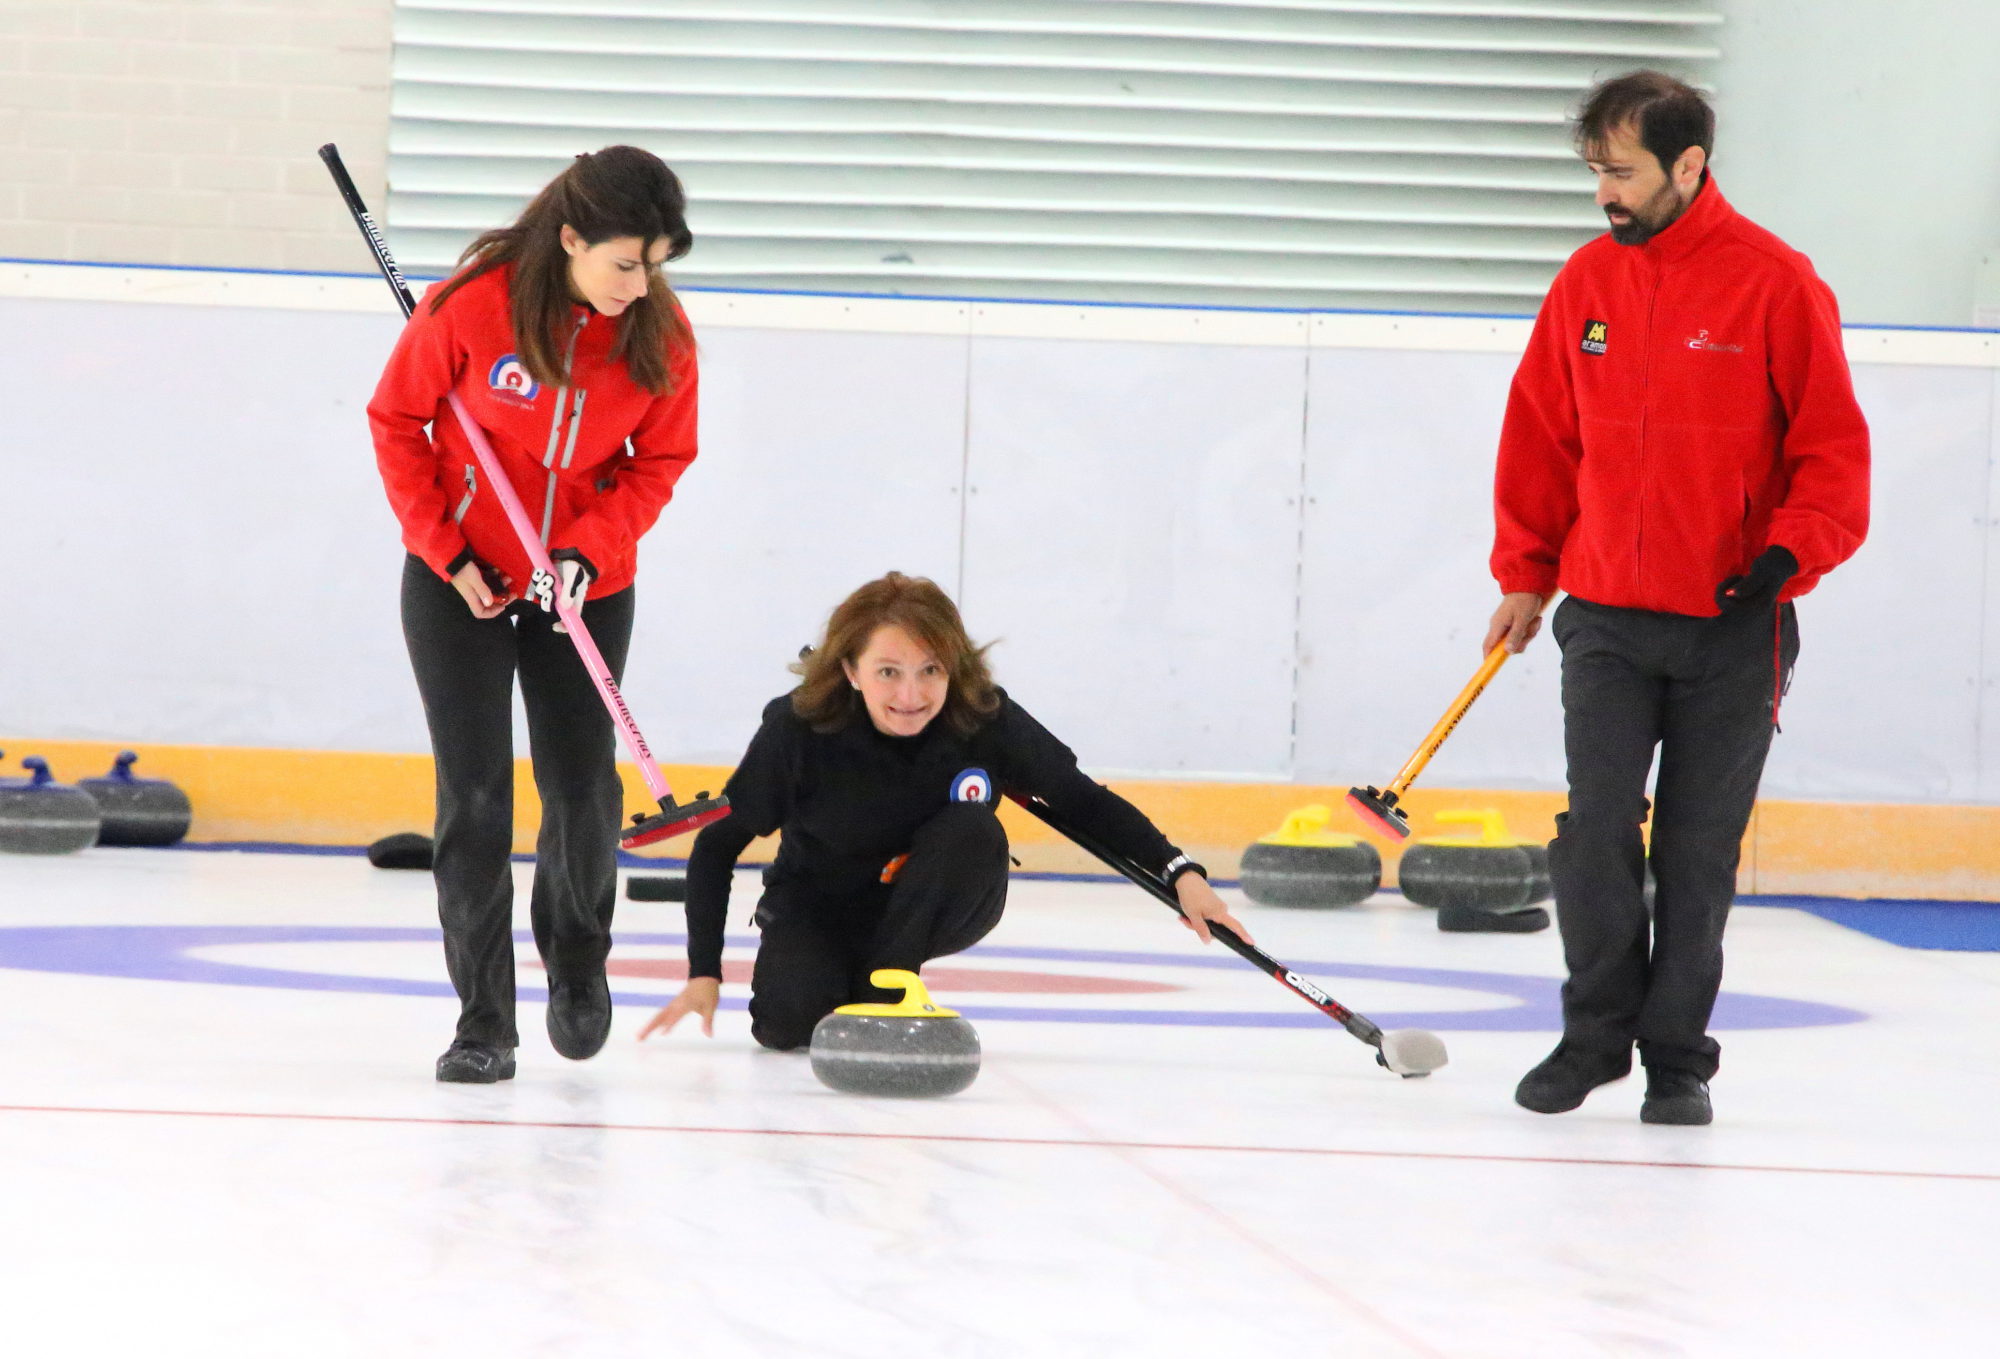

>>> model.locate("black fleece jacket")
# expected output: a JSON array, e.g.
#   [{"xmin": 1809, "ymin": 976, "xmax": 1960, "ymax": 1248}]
[{"xmin": 682, "ymin": 688, "xmax": 1181, "ymax": 978}]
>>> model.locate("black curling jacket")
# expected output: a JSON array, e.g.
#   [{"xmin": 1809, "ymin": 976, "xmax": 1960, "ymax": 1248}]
[{"xmin": 682, "ymin": 688, "xmax": 1183, "ymax": 978}]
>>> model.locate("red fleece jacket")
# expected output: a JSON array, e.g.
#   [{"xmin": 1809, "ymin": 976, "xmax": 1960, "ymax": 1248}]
[
  {"xmin": 1491, "ymin": 178, "xmax": 1869, "ymax": 616},
  {"xmin": 367, "ymin": 264, "xmax": 698, "ymax": 598}
]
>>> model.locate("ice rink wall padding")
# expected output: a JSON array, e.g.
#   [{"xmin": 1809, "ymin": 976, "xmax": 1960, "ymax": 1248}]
[{"xmin": 7, "ymin": 261, "xmax": 1999, "ymax": 898}]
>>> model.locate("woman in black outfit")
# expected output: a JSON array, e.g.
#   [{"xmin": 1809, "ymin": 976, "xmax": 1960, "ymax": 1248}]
[{"xmin": 640, "ymin": 572, "xmax": 1248, "ymax": 1048}]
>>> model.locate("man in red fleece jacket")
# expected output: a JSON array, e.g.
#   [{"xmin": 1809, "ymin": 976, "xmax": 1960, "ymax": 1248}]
[{"xmin": 1485, "ymin": 72, "xmax": 1869, "ymax": 1125}]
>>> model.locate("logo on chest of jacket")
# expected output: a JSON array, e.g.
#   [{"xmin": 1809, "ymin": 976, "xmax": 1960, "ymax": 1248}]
[
  {"xmin": 950, "ymin": 768, "xmax": 993, "ymax": 804},
  {"xmin": 487, "ymin": 354, "xmax": 541, "ymax": 404},
  {"xmin": 1686, "ymin": 329, "xmax": 1744, "ymax": 354},
  {"xmin": 1580, "ymin": 319, "xmax": 1609, "ymax": 356}
]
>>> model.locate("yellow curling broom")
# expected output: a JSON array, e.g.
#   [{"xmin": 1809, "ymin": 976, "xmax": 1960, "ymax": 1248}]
[{"xmin": 1348, "ymin": 643, "xmax": 1518, "ymax": 841}]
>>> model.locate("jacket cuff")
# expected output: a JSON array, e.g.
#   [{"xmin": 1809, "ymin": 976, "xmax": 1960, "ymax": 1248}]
[
  {"xmin": 442, "ymin": 546, "xmax": 476, "ymax": 579},
  {"xmin": 550, "ymin": 546, "xmax": 600, "ymax": 582},
  {"xmin": 1495, "ymin": 569, "xmax": 1558, "ymax": 596}
]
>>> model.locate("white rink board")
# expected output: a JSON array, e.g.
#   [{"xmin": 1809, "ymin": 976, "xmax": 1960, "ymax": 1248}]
[
  {"xmin": 0, "ymin": 296, "xmax": 425, "ymax": 751},
  {"xmin": 5, "ymin": 272, "xmax": 1998, "ymax": 803},
  {"xmin": 1760, "ymin": 363, "xmax": 1991, "ymax": 803},
  {"xmin": 1293, "ymin": 347, "xmax": 1567, "ymax": 790},
  {"xmin": 625, "ymin": 326, "xmax": 970, "ymax": 765},
  {"xmin": 1982, "ymin": 369, "xmax": 2000, "ymax": 803},
  {"xmin": 960, "ymin": 336, "xmax": 1307, "ymax": 777}
]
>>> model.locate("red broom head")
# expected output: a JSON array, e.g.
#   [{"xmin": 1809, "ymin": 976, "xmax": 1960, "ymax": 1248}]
[{"xmin": 1345, "ymin": 786, "xmax": 1411, "ymax": 841}]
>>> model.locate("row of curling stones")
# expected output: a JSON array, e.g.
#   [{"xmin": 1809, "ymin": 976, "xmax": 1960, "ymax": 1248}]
[
  {"xmin": 1396, "ymin": 809, "xmax": 1552, "ymax": 933},
  {"xmin": 1238, "ymin": 804, "xmax": 1382, "ymax": 907},
  {"xmin": 810, "ymin": 969, "xmax": 980, "ymax": 1099},
  {"xmin": 0, "ymin": 751, "xmax": 193, "ymax": 855}
]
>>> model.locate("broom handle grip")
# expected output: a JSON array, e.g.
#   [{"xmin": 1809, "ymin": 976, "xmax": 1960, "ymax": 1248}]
[{"xmin": 1383, "ymin": 645, "xmax": 1512, "ymax": 799}]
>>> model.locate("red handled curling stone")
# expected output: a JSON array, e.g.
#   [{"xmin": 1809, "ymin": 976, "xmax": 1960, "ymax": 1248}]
[
  {"xmin": 78, "ymin": 751, "xmax": 192, "ymax": 847},
  {"xmin": 0, "ymin": 755, "xmax": 103, "ymax": 856}
]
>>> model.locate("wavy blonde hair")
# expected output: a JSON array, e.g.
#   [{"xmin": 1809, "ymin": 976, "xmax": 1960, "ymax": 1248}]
[{"xmin": 792, "ymin": 573, "xmax": 1000, "ymax": 735}]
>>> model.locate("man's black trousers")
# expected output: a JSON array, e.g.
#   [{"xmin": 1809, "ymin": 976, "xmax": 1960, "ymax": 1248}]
[
  {"xmin": 747, "ymin": 802, "xmax": 1011, "ymax": 1050},
  {"xmin": 1549, "ymin": 595, "xmax": 1798, "ymax": 1080},
  {"xmin": 401, "ymin": 555, "xmax": 633, "ymax": 1049}
]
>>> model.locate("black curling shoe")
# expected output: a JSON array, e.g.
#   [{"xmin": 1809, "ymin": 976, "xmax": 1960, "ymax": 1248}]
[
  {"xmin": 1514, "ymin": 1043, "xmax": 1631, "ymax": 1114},
  {"xmin": 436, "ymin": 1041, "xmax": 516, "ymax": 1084},
  {"xmin": 1640, "ymin": 1069, "xmax": 1714, "ymax": 1126},
  {"xmin": 547, "ymin": 975, "xmax": 613, "ymax": 1060}
]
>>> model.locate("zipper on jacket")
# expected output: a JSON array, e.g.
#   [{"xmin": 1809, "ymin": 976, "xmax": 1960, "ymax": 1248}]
[
  {"xmin": 453, "ymin": 463, "xmax": 477, "ymax": 524},
  {"xmin": 559, "ymin": 390, "xmax": 587, "ymax": 468},
  {"xmin": 1635, "ymin": 262, "xmax": 1661, "ymax": 592},
  {"xmin": 539, "ymin": 313, "xmax": 590, "ymax": 544}
]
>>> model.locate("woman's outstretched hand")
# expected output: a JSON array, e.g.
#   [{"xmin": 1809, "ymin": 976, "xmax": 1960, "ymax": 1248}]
[
  {"xmin": 1175, "ymin": 873, "xmax": 1253, "ymax": 946},
  {"xmin": 639, "ymin": 977, "xmax": 720, "ymax": 1039}
]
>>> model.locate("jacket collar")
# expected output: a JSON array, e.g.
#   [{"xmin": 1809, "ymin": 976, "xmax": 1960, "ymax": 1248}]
[{"xmin": 1637, "ymin": 172, "xmax": 1734, "ymax": 264}]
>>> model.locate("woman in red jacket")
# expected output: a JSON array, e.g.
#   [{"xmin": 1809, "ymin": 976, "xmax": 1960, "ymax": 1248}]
[{"xmin": 368, "ymin": 146, "xmax": 700, "ymax": 1084}]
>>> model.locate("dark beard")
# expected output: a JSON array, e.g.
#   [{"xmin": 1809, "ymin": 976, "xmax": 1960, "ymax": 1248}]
[{"xmin": 1607, "ymin": 182, "xmax": 1688, "ymax": 245}]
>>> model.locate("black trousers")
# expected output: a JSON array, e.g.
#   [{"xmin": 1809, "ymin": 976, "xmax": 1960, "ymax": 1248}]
[
  {"xmin": 747, "ymin": 802, "xmax": 1012, "ymax": 1050},
  {"xmin": 1548, "ymin": 595, "xmax": 1798, "ymax": 1080},
  {"xmin": 401, "ymin": 555, "xmax": 634, "ymax": 1048}
]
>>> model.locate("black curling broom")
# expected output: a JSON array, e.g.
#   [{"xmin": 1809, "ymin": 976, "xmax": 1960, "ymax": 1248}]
[{"xmin": 1010, "ymin": 793, "xmax": 1447, "ymax": 1078}]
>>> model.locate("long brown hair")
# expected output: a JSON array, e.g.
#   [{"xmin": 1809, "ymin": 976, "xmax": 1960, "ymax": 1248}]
[
  {"xmin": 430, "ymin": 145, "xmax": 693, "ymax": 396},
  {"xmin": 792, "ymin": 573, "xmax": 1001, "ymax": 736}
]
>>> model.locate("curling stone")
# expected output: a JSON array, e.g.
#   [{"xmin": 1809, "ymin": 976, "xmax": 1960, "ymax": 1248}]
[
  {"xmin": 1238, "ymin": 804, "xmax": 1382, "ymax": 908},
  {"xmin": 626, "ymin": 871, "xmax": 688, "ymax": 902},
  {"xmin": 1524, "ymin": 842, "xmax": 1553, "ymax": 906},
  {"xmin": 0, "ymin": 755, "xmax": 103, "ymax": 856},
  {"xmin": 1397, "ymin": 809, "xmax": 1551, "ymax": 933},
  {"xmin": 77, "ymin": 751, "xmax": 192, "ymax": 847},
  {"xmin": 809, "ymin": 969, "xmax": 980, "ymax": 1099},
  {"xmin": 367, "ymin": 832, "xmax": 433, "ymax": 870}
]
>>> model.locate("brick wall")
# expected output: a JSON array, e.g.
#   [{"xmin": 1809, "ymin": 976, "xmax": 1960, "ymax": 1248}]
[{"xmin": 0, "ymin": 1, "xmax": 391, "ymax": 271}]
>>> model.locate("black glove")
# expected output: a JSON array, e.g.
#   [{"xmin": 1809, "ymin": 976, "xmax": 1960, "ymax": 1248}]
[{"xmin": 1715, "ymin": 546, "xmax": 1797, "ymax": 614}]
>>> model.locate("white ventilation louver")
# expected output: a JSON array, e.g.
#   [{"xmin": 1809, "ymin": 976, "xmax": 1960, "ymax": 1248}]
[{"xmin": 389, "ymin": 0, "xmax": 1721, "ymax": 313}]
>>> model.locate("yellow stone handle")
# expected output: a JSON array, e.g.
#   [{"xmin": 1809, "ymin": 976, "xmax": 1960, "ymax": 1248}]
[
  {"xmin": 1258, "ymin": 804, "xmax": 1362, "ymax": 848},
  {"xmin": 833, "ymin": 968, "xmax": 961, "ymax": 1019},
  {"xmin": 1432, "ymin": 808, "xmax": 1512, "ymax": 846},
  {"xmin": 1274, "ymin": 804, "xmax": 1332, "ymax": 840}
]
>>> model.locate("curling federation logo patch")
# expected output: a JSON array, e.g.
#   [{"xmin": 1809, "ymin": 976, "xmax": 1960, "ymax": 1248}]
[
  {"xmin": 1580, "ymin": 319, "xmax": 1609, "ymax": 356},
  {"xmin": 487, "ymin": 354, "xmax": 540, "ymax": 403},
  {"xmin": 950, "ymin": 768, "xmax": 993, "ymax": 804}
]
